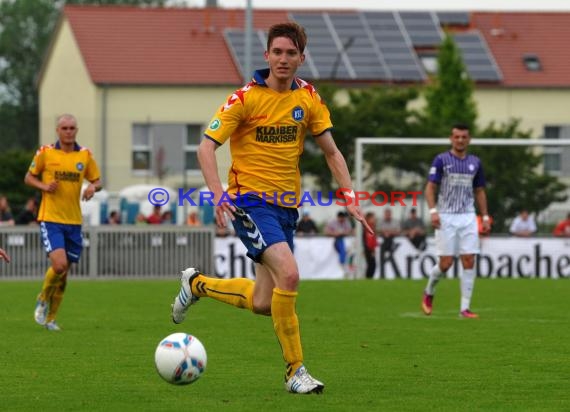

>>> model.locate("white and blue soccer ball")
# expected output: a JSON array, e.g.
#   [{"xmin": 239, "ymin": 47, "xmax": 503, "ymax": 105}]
[{"xmin": 154, "ymin": 332, "xmax": 207, "ymax": 385}]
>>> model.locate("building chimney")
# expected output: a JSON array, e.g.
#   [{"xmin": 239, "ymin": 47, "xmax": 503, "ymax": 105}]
[{"xmin": 205, "ymin": 0, "xmax": 217, "ymax": 7}]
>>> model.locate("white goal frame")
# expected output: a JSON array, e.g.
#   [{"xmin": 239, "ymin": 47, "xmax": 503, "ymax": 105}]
[{"xmin": 352, "ymin": 137, "xmax": 570, "ymax": 279}]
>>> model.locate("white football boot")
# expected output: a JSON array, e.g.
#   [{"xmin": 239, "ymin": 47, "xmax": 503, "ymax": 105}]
[
  {"xmin": 285, "ymin": 365, "xmax": 325, "ymax": 394},
  {"xmin": 171, "ymin": 268, "xmax": 201, "ymax": 324}
]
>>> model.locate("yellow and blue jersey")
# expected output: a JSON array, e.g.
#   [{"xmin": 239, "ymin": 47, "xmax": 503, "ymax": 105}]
[
  {"xmin": 28, "ymin": 141, "xmax": 101, "ymax": 225},
  {"xmin": 204, "ymin": 68, "xmax": 333, "ymax": 207}
]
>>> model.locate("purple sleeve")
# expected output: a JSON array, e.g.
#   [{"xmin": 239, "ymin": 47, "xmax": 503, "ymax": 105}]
[
  {"xmin": 427, "ymin": 155, "xmax": 443, "ymax": 184},
  {"xmin": 473, "ymin": 159, "xmax": 486, "ymax": 188}
]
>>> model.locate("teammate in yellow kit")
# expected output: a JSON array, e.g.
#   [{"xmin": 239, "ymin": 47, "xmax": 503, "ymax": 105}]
[
  {"xmin": 25, "ymin": 114, "xmax": 101, "ymax": 331},
  {"xmin": 171, "ymin": 22, "xmax": 373, "ymax": 393}
]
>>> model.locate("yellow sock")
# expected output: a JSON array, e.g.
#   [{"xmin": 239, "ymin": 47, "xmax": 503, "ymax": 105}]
[
  {"xmin": 272, "ymin": 288, "xmax": 303, "ymax": 378},
  {"xmin": 191, "ymin": 274, "xmax": 254, "ymax": 310},
  {"xmin": 38, "ymin": 267, "xmax": 60, "ymax": 303},
  {"xmin": 47, "ymin": 273, "xmax": 67, "ymax": 322}
]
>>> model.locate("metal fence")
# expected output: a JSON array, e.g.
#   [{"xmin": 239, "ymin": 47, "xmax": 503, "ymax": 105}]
[{"xmin": 0, "ymin": 226, "xmax": 215, "ymax": 280}]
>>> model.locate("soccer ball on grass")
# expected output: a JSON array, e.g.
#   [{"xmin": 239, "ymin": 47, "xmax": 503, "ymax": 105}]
[{"xmin": 154, "ymin": 332, "xmax": 207, "ymax": 385}]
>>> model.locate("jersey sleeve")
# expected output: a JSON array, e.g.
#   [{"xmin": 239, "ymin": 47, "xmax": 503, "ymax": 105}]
[
  {"xmin": 84, "ymin": 149, "xmax": 101, "ymax": 182},
  {"xmin": 204, "ymin": 90, "xmax": 246, "ymax": 145},
  {"xmin": 473, "ymin": 159, "xmax": 486, "ymax": 188},
  {"xmin": 308, "ymin": 90, "xmax": 333, "ymax": 136},
  {"xmin": 427, "ymin": 155, "xmax": 443, "ymax": 184},
  {"xmin": 28, "ymin": 147, "xmax": 46, "ymax": 175}
]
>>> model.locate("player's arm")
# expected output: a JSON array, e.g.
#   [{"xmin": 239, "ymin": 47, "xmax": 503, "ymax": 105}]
[
  {"xmin": 197, "ymin": 137, "xmax": 235, "ymax": 227},
  {"xmin": 24, "ymin": 172, "xmax": 57, "ymax": 193},
  {"xmin": 425, "ymin": 181, "xmax": 440, "ymax": 229},
  {"xmin": 474, "ymin": 187, "xmax": 491, "ymax": 234},
  {"xmin": 82, "ymin": 178, "xmax": 102, "ymax": 201},
  {"xmin": 314, "ymin": 131, "xmax": 373, "ymax": 234}
]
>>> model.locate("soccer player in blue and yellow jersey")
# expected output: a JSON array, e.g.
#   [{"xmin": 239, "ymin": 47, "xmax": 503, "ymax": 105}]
[
  {"xmin": 171, "ymin": 22, "xmax": 373, "ymax": 394},
  {"xmin": 25, "ymin": 114, "xmax": 101, "ymax": 331},
  {"xmin": 422, "ymin": 124, "xmax": 491, "ymax": 319}
]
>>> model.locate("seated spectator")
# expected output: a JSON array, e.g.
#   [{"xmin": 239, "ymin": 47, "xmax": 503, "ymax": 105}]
[
  {"xmin": 107, "ymin": 210, "xmax": 121, "ymax": 225},
  {"xmin": 509, "ymin": 210, "xmax": 537, "ymax": 237},
  {"xmin": 0, "ymin": 194, "xmax": 15, "ymax": 226},
  {"xmin": 378, "ymin": 209, "xmax": 400, "ymax": 255},
  {"xmin": 402, "ymin": 208, "xmax": 426, "ymax": 251},
  {"xmin": 186, "ymin": 211, "xmax": 202, "ymax": 226},
  {"xmin": 296, "ymin": 211, "xmax": 318, "ymax": 236},
  {"xmin": 146, "ymin": 205, "xmax": 163, "ymax": 224},
  {"xmin": 552, "ymin": 213, "xmax": 570, "ymax": 237},
  {"xmin": 16, "ymin": 197, "xmax": 38, "ymax": 225}
]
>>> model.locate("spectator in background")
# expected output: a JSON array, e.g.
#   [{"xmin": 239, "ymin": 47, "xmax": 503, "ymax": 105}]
[
  {"xmin": 0, "ymin": 195, "xmax": 15, "ymax": 226},
  {"xmin": 161, "ymin": 210, "xmax": 173, "ymax": 224},
  {"xmin": 16, "ymin": 197, "xmax": 38, "ymax": 225},
  {"xmin": 378, "ymin": 208, "xmax": 400, "ymax": 256},
  {"xmin": 107, "ymin": 210, "xmax": 121, "ymax": 225},
  {"xmin": 146, "ymin": 205, "xmax": 162, "ymax": 224},
  {"xmin": 552, "ymin": 212, "xmax": 570, "ymax": 237},
  {"xmin": 363, "ymin": 212, "xmax": 378, "ymax": 279},
  {"xmin": 296, "ymin": 211, "xmax": 318, "ymax": 236},
  {"xmin": 402, "ymin": 208, "xmax": 426, "ymax": 251},
  {"xmin": 509, "ymin": 210, "xmax": 537, "ymax": 237},
  {"xmin": 135, "ymin": 212, "xmax": 148, "ymax": 225},
  {"xmin": 186, "ymin": 211, "xmax": 202, "ymax": 226},
  {"xmin": 325, "ymin": 211, "xmax": 354, "ymax": 277}
]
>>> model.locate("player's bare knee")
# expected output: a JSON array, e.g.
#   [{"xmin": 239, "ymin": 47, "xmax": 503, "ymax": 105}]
[
  {"xmin": 52, "ymin": 262, "xmax": 68, "ymax": 275},
  {"xmin": 280, "ymin": 270, "xmax": 300, "ymax": 291},
  {"xmin": 252, "ymin": 299, "xmax": 271, "ymax": 316},
  {"xmin": 439, "ymin": 257, "xmax": 453, "ymax": 272}
]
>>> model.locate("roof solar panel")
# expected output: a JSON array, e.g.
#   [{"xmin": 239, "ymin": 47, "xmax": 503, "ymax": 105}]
[
  {"xmin": 398, "ymin": 11, "xmax": 443, "ymax": 47},
  {"xmin": 327, "ymin": 13, "xmax": 388, "ymax": 80},
  {"xmin": 363, "ymin": 11, "xmax": 426, "ymax": 81},
  {"xmin": 437, "ymin": 11, "xmax": 470, "ymax": 26},
  {"xmin": 453, "ymin": 32, "xmax": 502, "ymax": 82}
]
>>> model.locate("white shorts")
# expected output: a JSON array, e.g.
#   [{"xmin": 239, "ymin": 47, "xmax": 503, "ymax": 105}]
[{"xmin": 435, "ymin": 213, "xmax": 479, "ymax": 256}]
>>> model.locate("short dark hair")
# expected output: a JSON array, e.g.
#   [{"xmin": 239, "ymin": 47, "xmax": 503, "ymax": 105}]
[
  {"xmin": 452, "ymin": 123, "xmax": 470, "ymax": 131},
  {"xmin": 267, "ymin": 22, "xmax": 307, "ymax": 54}
]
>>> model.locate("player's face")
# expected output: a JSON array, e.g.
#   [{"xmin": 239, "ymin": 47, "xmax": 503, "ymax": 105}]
[
  {"xmin": 265, "ymin": 36, "xmax": 305, "ymax": 82},
  {"xmin": 450, "ymin": 128, "xmax": 470, "ymax": 153},
  {"xmin": 56, "ymin": 117, "xmax": 78, "ymax": 146}
]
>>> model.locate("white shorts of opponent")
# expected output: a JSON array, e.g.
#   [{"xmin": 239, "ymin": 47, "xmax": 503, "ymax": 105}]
[{"xmin": 435, "ymin": 213, "xmax": 480, "ymax": 256}]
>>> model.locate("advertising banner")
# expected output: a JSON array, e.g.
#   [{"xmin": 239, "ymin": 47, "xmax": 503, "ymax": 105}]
[{"xmin": 214, "ymin": 236, "xmax": 570, "ymax": 280}]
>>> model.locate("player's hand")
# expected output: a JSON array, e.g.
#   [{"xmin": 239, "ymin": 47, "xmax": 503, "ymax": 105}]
[
  {"xmin": 82, "ymin": 183, "xmax": 97, "ymax": 201},
  {"xmin": 481, "ymin": 219, "xmax": 491, "ymax": 234},
  {"xmin": 44, "ymin": 181, "xmax": 58, "ymax": 193},
  {"xmin": 346, "ymin": 204, "xmax": 374, "ymax": 235},
  {"xmin": 430, "ymin": 212, "xmax": 441, "ymax": 229},
  {"xmin": 214, "ymin": 192, "xmax": 237, "ymax": 228},
  {"xmin": 0, "ymin": 248, "xmax": 10, "ymax": 263}
]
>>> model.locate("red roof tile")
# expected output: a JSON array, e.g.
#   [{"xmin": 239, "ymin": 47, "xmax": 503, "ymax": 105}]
[
  {"xmin": 472, "ymin": 12, "xmax": 570, "ymax": 87},
  {"xmin": 64, "ymin": 5, "xmax": 288, "ymax": 85}
]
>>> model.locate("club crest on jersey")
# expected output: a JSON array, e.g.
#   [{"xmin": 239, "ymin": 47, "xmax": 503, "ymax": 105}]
[
  {"xmin": 469, "ymin": 164, "xmax": 475, "ymax": 171},
  {"xmin": 76, "ymin": 162, "xmax": 84, "ymax": 171},
  {"xmin": 209, "ymin": 118, "xmax": 222, "ymax": 131},
  {"xmin": 292, "ymin": 106, "xmax": 304, "ymax": 122}
]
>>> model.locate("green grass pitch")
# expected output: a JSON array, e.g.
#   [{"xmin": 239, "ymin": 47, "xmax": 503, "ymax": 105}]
[{"xmin": 0, "ymin": 278, "xmax": 568, "ymax": 411}]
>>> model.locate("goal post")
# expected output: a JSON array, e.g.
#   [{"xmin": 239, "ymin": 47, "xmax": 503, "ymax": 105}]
[{"xmin": 352, "ymin": 137, "xmax": 570, "ymax": 279}]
